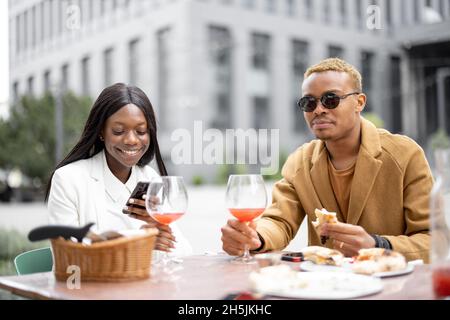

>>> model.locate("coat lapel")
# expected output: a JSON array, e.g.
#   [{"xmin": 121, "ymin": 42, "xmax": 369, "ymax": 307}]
[
  {"xmin": 309, "ymin": 142, "xmax": 341, "ymax": 220},
  {"xmin": 89, "ymin": 151, "xmax": 106, "ymax": 231},
  {"xmin": 347, "ymin": 118, "xmax": 383, "ymax": 225}
]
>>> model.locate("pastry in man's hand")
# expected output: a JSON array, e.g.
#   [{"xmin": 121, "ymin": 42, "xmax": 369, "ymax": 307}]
[{"xmin": 311, "ymin": 208, "xmax": 338, "ymax": 244}]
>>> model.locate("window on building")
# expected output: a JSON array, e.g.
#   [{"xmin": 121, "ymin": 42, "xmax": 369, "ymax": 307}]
[
  {"xmin": 209, "ymin": 26, "xmax": 233, "ymax": 130},
  {"xmin": 157, "ymin": 27, "xmax": 172, "ymax": 129},
  {"xmin": 242, "ymin": 0, "xmax": 255, "ymax": 9},
  {"xmin": 328, "ymin": 45, "xmax": 344, "ymax": 59},
  {"xmin": 81, "ymin": 56, "xmax": 91, "ymax": 96},
  {"xmin": 439, "ymin": 0, "xmax": 446, "ymax": 16},
  {"xmin": 44, "ymin": 70, "xmax": 51, "ymax": 93},
  {"xmin": 101, "ymin": 0, "xmax": 106, "ymax": 15},
  {"xmin": 9, "ymin": 18, "xmax": 13, "ymax": 57},
  {"xmin": 413, "ymin": 0, "xmax": 421, "ymax": 22},
  {"xmin": 251, "ymin": 33, "xmax": 271, "ymax": 129},
  {"xmin": 253, "ymin": 97, "xmax": 270, "ymax": 129},
  {"xmin": 361, "ymin": 51, "xmax": 374, "ymax": 111},
  {"xmin": 286, "ymin": 0, "xmax": 296, "ymax": 16},
  {"xmin": 401, "ymin": 0, "xmax": 408, "ymax": 24},
  {"xmin": 40, "ymin": 1, "xmax": 45, "ymax": 42},
  {"xmin": 252, "ymin": 33, "xmax": 271, "ymax": 70},
  {"xmin": 304, "ymin": 0, "xmax": 314, "ymax": 20},
  {"xmin": 103, "ymin": 48, "xmax": 114, "ymax": 86},
  {"xmin": 390, "ymin": 56, "xmax": 402, "ymax": 133},
  {"xmin": 89, "ymin": 0, "xmax": 95, "ymax": 21},
  {"xmin": 355, "ymin": 0, "xmax": 363, "ymax": 29},
  {"xmin": 385, "ymin": 0, "xmax": 392, "ymax": 28},
  {"xmin": 15, "ymin": 15, "xmax": 20, "ymax": 53},
  {"xmin": 266, "ymin": 0, "xmax": 276, "ymax": 13},
  {"xmin": 13, "ymin": 82, "xmax": 19, "ymax": 104},
  {"xmin": 61, "ymin": 63, "xmax": 70, "ymax": 92},
  {"xmin": 21, "ymin": 12, "xmax": 26, "ymax": 52},
  {"xmin": 49, "ymin": 0, "xmax": 54, "ymax": 39},
  {"xmin": 129, "ymin": 38, "xmax": 140, "ymax": 85},
  {"xmin": 57, "ymin": 0, "xmax": 63, "ymax": 35},
  {"xmin": 292, "ymin": 40, "xmax": 309, "ymax": 133},
  {"xmin": 31, "ymin": 6, "xmax": 36, "ymax": 48},
  {"xmin": 339, "ymin": 0, "xmax": 347, "ymax": 26},
  {"xmin": 27, "ymin": 76, "xmax": 34, "ymax": 96},
  {"xmin": 79, "ymin": 0, "xmax": 90, "ymax": 26},
  {"xmin": 323, "ymin": 0, "xmax": 331, "ymax": 23},
  {"xmin": 24, "ymin": 10, "xmax": 28, "ymax": 51}
]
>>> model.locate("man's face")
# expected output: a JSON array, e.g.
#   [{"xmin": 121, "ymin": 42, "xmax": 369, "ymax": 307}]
[{"xmin": 302, "ymin": 71, "xmax": 365, "ymax": 142}]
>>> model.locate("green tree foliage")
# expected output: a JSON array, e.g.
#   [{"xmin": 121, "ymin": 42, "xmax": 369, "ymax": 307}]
[
  {"xmin": 362, "ymin": 112, "xmax": 384, "ymax": 128},
  {"xmin": 430, "ymin": 129, "xmax": 450, "ymax": 151},
  {"xmin": 0, "ymin": 92, "xmax": 91, "ymax": 186},
  {"xmin": 0, "ymin": 228, "xmax": 49, "ymax": 276}
]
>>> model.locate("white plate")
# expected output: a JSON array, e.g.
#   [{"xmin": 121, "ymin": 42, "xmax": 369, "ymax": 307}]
[
  {"xmin": 249, "ymin": 265, "xmax": 383, "ymax": 299},
  {"xmin": 300, "ymin": 260, "xmax": 415, "ymax": 278},
  {"xmin": 371, "ymin": 263, "xmax": 415, "ymax": 278},
  {"xmin": 300, "ymin": 260, "xmax": 353, "ymax": 273}
]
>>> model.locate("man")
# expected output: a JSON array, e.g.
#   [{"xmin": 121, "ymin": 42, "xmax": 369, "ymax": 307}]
[{"xmin": 221, "ymin": 58, "xmax": 432, "ymax": 262}]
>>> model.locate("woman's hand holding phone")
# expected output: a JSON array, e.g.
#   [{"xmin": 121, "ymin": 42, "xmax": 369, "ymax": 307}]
[{"xmin": 124, "ymin": 197, "xmax": 176, "ymax": 252}]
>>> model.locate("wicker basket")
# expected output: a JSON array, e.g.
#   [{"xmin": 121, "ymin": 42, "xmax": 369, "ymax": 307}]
[{"xmin": 51, "ymin": 228, "xmax": 158, "ymax": 282}]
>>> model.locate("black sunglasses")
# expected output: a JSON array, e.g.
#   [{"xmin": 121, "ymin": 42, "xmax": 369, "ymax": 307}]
[{"xmin": 297, "ymin": 92, "xmax": 360, "ymax": 112}]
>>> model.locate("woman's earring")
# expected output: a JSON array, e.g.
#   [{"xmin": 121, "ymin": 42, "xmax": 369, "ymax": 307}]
[{"xmin": 99, "ymin": 136, "xmax": 104, "ymax": 141}]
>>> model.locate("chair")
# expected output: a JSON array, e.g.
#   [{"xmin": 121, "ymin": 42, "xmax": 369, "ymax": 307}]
[{"xmin": 14, "ymin": 247, "xmax": 53, "ymax": 275}]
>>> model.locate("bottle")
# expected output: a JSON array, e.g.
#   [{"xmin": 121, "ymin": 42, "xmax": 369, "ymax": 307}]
[{"xmin": 430, "ymin": 148, "xmax": 450, "ymax": 298}]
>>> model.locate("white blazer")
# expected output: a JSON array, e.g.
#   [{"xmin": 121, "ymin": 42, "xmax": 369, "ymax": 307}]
[{"xmin": 47, "ymin": 150, "xmax": 192, "ymax": 256}]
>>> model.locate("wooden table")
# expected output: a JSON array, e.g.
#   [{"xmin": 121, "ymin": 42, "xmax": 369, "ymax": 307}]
[{"xmin": 0, "ymin": 254, "xmax": 436, "ymax": 300}]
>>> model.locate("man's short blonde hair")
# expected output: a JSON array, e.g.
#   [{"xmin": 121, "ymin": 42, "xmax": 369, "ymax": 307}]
[{"xmin": 304, "ymin": 58, "xmax": 362, "ymax": 92}]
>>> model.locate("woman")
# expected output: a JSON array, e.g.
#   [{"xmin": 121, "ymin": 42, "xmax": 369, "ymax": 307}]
[{"xmin": 45, "ymin": 83, "xmax": 191, "ymax": 256}]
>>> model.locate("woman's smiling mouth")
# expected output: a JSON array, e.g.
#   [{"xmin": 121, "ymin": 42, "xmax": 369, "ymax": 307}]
[{"xmin": 116, "ymin": 148, "xmax": 143, "ymax": 157}]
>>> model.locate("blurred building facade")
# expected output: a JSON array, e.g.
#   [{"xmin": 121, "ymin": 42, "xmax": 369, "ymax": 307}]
[{"xmin": 8, "ymin": 0, "xmax": 450, "ymax": 181}]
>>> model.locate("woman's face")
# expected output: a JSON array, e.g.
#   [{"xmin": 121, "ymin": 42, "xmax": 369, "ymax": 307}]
[{"xmin": 102, "ymin": 104, "xmax": 150, "ymax": 174}]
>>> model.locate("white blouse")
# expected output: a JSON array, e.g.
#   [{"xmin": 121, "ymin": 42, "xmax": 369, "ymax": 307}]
[{"xmin": 48, "ymin": 150, "xmax": 192, "ymax": 256}]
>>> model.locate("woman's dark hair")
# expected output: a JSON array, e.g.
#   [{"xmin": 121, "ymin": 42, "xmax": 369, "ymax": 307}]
[{"xmin": 45, "ymin": 83, "xmax": 167, "ymax": 201}]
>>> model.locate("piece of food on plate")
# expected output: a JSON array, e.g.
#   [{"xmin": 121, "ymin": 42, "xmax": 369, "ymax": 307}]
[
  {"xmin": 300, "ymin": 246, "xmax": 344, "ymax": 266},
  {"xmin": 352, "ymin": 248, "xmax": 407, "ymax": 275},
  {"xmin": 311, "ymin": 208, "xmax": 338, "ymax": 244}
]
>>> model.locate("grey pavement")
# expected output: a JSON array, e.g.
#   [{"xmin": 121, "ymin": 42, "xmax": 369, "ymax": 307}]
[{"xmin": 0, "ymin": 184, "xmax": 307, "ymax": 254}]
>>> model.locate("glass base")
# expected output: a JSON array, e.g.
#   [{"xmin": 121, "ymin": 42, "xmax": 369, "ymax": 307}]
[
  {"xmin": 151, "ymin": 251, "xmax": 184, "ymax": 282},
  {"xmin": 231, "ymin": 255, "xmax": 258, "ymax": 264}
]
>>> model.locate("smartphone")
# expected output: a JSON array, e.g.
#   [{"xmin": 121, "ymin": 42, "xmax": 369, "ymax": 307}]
[
  {"xmin": 281, "ymin": 252, "xmax": 304, "ymax": 262},
  {"xmin": 123, "ymin": 182, "xmax": 149, "ymax": 214}
]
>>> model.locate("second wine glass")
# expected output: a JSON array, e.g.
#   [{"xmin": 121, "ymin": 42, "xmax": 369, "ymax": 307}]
[{"xmin": 225, "ymin": 174, "xmax": 267, "ymax": 264}]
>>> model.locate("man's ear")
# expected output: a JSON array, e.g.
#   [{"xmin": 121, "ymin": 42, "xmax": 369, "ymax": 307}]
[{"xmin": 356, "ymin": 93, "xmax": 366, "ymax": 113}]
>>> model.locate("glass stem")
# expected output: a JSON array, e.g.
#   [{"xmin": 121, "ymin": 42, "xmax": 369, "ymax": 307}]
[
  {"xmin": 242, "ymin": 244, "xmax": 251, "ymax": 261},
  {"xmin": 242, "ymin": 221, "xmax": 252, "ymax": 261},
  {"xmin": 161, "ymin": 251, "xmax": 170, "ymax": 267}
]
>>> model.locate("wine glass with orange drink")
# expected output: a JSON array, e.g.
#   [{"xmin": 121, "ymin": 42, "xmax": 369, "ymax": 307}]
[
  {"xmin": 225, "ymin": 174, "xmax": 268, "ymax": 264},
  {"xmin": 145, "ymin": 176, "xmax": 188, "ymax": 273}
]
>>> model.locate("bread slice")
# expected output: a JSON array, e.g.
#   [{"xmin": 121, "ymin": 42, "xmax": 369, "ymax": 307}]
[
  {"xmin": 300, "ymin": 246, "xmax": 344, "ymax": 266},
  {"xmin": 352, "ymin": 248, "xmax": 407, "ymax": 275},
  {"xmin": 311, "ymin": 208, "xmax": 338, "ymax": 244}
]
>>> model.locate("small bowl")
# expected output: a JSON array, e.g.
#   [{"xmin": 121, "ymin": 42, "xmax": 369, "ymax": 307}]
[{"xmin": 255, "ymin": 253, "xmax": 282, "ymax": 268}]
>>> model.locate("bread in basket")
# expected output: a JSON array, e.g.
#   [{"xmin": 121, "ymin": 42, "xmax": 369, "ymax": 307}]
[{"xmin": 51, "ymin": 228, "xmax": 158, "ymax": 282}]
